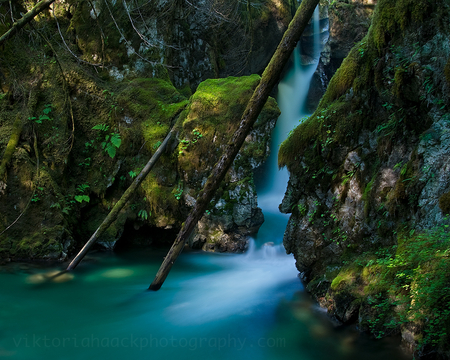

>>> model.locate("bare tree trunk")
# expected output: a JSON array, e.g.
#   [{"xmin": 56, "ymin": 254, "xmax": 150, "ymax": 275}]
[
  {"xmin": 148, "ymin": 0, "xmax": 320, "ymax": 291},
  {"xmin": 0, "ymin": 0, "xmax": 56, "ymax": 47},
  {"xmin": 66, "ymin": 128, "xmax": 177, "ymax": 270}
]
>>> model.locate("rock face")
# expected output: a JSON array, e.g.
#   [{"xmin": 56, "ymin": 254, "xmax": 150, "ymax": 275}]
[
  {"xmin": 66, "ymin": 0, "xmax": 294, "ymax": 92},
  {"xmin": 307, "ymin": 0, "xmax": 376, "ymax": 112},
  {"xmin": 0, "ymin": 71, "xmax": 278, "ymax": 259},
  {"xmin": 279, "ymin": 0, "xmax": 450, "ymax": 356},
  {"xmin": 0, "ymin": 1, "xmax": 284, "ymax": 260}
]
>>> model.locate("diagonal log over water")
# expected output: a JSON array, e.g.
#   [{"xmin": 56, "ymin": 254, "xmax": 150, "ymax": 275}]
[
  {"xmin": 66, "ymin": 127, "xmax": 178, "ymax": 271},
  {"xmin": 149, "ymin": 0, "xmax": 320, "ymax": 291}
]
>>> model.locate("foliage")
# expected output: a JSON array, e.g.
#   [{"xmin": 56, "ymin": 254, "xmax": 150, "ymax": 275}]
[
  {"xmin": 74, "ymin": 183, "xmax": 90, "ymax": 203},
  {"xmin": 173, "ymin": 187, "xmax": 183, "ymax": 200},
  {"xmin": 178, "ymin": 128, "xmax": 204, "ymax": 155},
  {"xmin": 138, "ymin": 209, "xmax": 149, "ymax": 220},
  {"xmin": 330, "ymin": 223, "xmax": 450, "ymax": 352},
  {"xmin": 92, "ymin": 124, "xmax": 122, "ymax": 158},
  {"xmin": 28, "ymin": 104, "xmax": 53, "ymax": 124}
]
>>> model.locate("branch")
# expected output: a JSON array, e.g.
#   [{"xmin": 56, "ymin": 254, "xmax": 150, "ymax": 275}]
[
  {"xmin": 66, "ymin": 126, "xmax": 179, "ymax": 270},
  {"xmin": 0, "ymin": 0, "xmax": 55, "ymax": 47}
]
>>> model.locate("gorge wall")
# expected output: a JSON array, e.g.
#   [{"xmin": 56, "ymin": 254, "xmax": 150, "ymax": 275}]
[{"xmin": 279, "ymin": 0, "xmax": 450, "ymax": 357}]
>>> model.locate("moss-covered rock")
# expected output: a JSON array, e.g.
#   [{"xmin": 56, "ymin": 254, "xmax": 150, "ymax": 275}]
[
  {"xmin": 0, "ymin": 61, "xmax": 279, "ymax": 258},
  {"xmin": 177, "ymin": 75, "xmax": 280, "ymax": 252},
  {"xmin": 279, "ymin": 0, "xmax": 450, "ymax": 355}
]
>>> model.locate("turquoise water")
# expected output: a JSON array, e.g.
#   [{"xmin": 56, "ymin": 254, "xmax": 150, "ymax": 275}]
[
  {"xmin": 0, "ymin": 9, "xmax": 410, "ymax": 360},
  {"xmin": 1, "ymin": 246, "xmax": 409, "ymax": 360}
]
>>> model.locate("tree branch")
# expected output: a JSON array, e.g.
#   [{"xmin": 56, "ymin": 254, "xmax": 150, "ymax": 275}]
[{"xmin": 0, "ymin": 0, "xmax": 55, "ymax": 47}]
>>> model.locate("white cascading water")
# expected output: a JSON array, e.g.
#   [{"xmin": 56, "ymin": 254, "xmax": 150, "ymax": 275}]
[
  {"xmin": 255, "ymin": 6, "xmax": 321, "ymax": 245},
  {"xmin": 163, "ymin": 5, "xmax": 323, "ymax": 326}
]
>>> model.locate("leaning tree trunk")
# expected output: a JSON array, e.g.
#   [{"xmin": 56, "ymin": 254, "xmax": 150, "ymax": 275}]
[
  {"xmin": 148, "ymin": 0, "xmax": 321, "ymax": 291},
  {"xmin": 0, "ymin": 0, "xmax": 56, "ymax": 47},
  {"xmin": 66, "ymin": 127, "xmax": 177, "ymax": 270}
]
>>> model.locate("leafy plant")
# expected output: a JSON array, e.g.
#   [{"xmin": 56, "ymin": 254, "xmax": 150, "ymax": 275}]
[
  {"xmin": 138, "ymin": 209, "xmax": 149, "ymax": 220},
  {"xmin": 335, "ymin": 222, "xmax": 450, "ymax": 351},
  {"xmin": 92, "ymin": 124, "xmax": 122, "ymax": 158},
  {"xmin": 92, "ymin": 124, "xmax": 110, "ymax": 132},
  {"xmin": 179, "ymin": 128, "xmax": 204, "ymax": 155},
  {"xmin": 77, "ymin": 184, "xmax": 90, "ymax": 193},
  {"xmin": 28, "ymin": 104, "xmax": 53, "ymax": 124},
  {"xmin": 74, "ymin": 195, "xmax": 90, "ymax": 203},
  {"xmin": 358, "ymin": 41, "xmax": 366, "ymax": 58},
  {"xmin": 74, "ymin": 183, "xmax": 90, "ymax": 203},
  {"xmin": 78, "ymin": 157, "xmax": 91, "ymax": 168},
  {"xmin": 173, "ymin": 187, "xmax": 183, "ymax": 200},
  {"xmin": 128, "ymin": 170, "xmax": 137, "ymax": 179}
]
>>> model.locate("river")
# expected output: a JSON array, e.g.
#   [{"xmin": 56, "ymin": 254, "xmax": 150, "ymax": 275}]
[{"xmin": 0, "ymin": 9, "xmax": 410, "ymax": 360}]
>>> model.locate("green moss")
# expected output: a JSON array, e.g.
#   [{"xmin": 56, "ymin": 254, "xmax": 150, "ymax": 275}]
[
  {"xmin": 445, "ymin": 58, "xmax": 450, "ymax": 85},
  {"xmin": 140, "ymin": 173, "xmax": 179, "ymax": 227},
  {"xmin": 363, "ymin": 176, "xmax": 376, "ymax": 217},
  {"xmin": 325, "ymin": 226, "xmax": 450, "ymax": 349},
  {"xmin": 320, "ymin": 46, "xmax": 361, "ymax": 106},
  {"xmin": 370, "ymin": 0, "xmax": 432, "ymax": 50},
  {"xmin": 392, "ymin": 67, "xmax": 407, "ymax": 98},
  {"xmin": 67, "ymin": 0, "xmax": 127, "ymax": 66},
  {"xmin": 117, "ymin": 77, "xmax": 188, "ymax": 150},
  {"xmin": 0, "ymin": 113, "xmax": 22, "ymax": 181},
  {"xmin": 279, "ymin": 99, "xmax": 358, "ymax": 169},
  {"xmin": 330, "ymin": 268, "xmax": 356, "ymax": 291},
  {"xmin": 13, "ymin": 225, "xmax": 69, "ymax": 259},
  {"xmin": 439, "ymin": 192, "xmax": 450, "ymax": 214},
  {"xmin": 177, "ymin": 75, "xmax": 278, "ymax": 175}
]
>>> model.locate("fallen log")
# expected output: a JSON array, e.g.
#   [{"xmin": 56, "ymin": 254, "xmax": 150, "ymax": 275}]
[
  {"xmin": 148, "ymin": 0, "xmax": 321, "ymax": 291},
  {"xmin": 66, "ymin": 127, "xmax": 177, "ymax": 270}
]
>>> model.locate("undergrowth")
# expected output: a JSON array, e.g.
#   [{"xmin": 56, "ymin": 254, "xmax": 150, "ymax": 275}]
[{"xmin": 334, "ymin": 221, "xmax": 450, "ymax": 354}]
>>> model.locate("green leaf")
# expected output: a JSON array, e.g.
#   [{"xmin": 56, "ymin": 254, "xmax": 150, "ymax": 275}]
[
  {"xmin": 138, "ymin": 209, "xmax": 148, "ymax": 220},
  {"xmin": 43, "ymin": 105, "xmax": 52, "ymax": 115},
  {"xmin": 39, "ymin": 115, "xmax": 51, "ymax": 121},
  {"xmin": 105, "ymin": 144, "xmax": 116, "ymax": 158},
  {"xmin": 128, "ymin": 170, "xmax": 137, "ymax": 179},
  {"xmin": 110, "ymin": 133, "xmax": 121, "ymax": 148},
  {"xmin": 92, "ymin": 124, "xmax": 109, "ymax": 131},
  {"xmin": 75, "ymin": 195, "xmax": 90, "ymax": 203}
]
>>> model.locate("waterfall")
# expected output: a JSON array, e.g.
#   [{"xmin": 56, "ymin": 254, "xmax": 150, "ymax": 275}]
[{"xmin": 254, "ymin": 6, "xmax": 321, "ymax": 247}]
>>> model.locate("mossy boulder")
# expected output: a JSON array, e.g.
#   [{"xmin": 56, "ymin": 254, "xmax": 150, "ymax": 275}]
[{"xmin": 177, "ymin": 75, "xmax": 280, "ymax": 252}]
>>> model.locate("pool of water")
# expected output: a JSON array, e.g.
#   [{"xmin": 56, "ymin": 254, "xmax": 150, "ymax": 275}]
[{"xmin": 1, "ymin": 245, "xmax": 410, "ymax": 360}]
